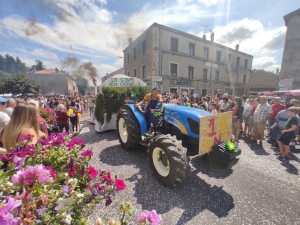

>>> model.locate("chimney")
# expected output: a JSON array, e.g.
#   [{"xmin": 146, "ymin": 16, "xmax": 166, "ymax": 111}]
[
  {"xmin": 276, "ymin": 68, "xmax": 280, "ymax": 75},
  {"xmin": 210, "ymin": 31, "xmax": 214, "ymax": 42},
  {"xmin": 128, "ymin": 38, "xmax": 133, "ymax": 45},
  {"xmin": 203, "ymin": 34, "xmax": 206, "ymax": 40},
  {"xmin": 235, "ymin": 44, "xmax": 239, "ymax": 51}
]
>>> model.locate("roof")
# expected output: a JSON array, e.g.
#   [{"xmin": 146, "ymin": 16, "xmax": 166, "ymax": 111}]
[
  {"xmin": 123, "ymin": 23, "xmax": 253, "ymax": 58},
  {"xmin": 284, "ymin": 8, "xmax": 300, "ymax": 26},
  {"xmin": 29, "ymin": 69, "xmax": 66, "ymax": 74}
]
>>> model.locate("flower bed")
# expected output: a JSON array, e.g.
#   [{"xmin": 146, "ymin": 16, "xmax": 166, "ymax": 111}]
[
  {"xmin": 39, "ymin": 108, "xmax": 55, "ymax": 124},
  {"xmin": 0, "ymin": 133, "xmax": 162, "ymax": 225}
]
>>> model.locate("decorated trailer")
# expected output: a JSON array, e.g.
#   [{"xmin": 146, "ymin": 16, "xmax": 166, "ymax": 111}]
[{"xmin": 94, "ymin": 75, "xmax": 147, "ymax": 132}]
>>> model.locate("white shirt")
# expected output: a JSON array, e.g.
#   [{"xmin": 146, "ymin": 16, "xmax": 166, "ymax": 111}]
[
  {"xmin": 4, "ymin": 107, "xmax": 13, "ymax": 117},
  {"xmin": 211, "ymin": 109, "xmax": 217, "ymax": 115},
  {"xmin": 0, "ymin": 112, "xmax": 10, "ymax": 129}
]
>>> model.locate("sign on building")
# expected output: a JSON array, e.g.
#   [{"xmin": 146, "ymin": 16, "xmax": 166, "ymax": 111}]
[
  {"xmin": 152, "ymin": 76, "xmax": 163, "ymax": 82},
  {"xmin": 278, "ymin": 78, "xmax": 293, "ymax": 90},
  {"xmin": 174, "ymin": 79, "xmax": 188, "ymax": 85}
]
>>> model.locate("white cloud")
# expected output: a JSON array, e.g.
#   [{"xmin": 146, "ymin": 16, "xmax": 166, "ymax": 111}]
[
  {"xmin": 252, "ymin": 56, "xmax": 280, "ymax": 72},
  {"xmin": 32, "ymin": 49, "xmax": 58, "ymax": 59},
  {"xmin": 198, "ymin": 0, "xmax": 218, "ymax": 6},
  {"xmin": 211, "ymin": 18, "xmax": 286, "ymax": 57}
]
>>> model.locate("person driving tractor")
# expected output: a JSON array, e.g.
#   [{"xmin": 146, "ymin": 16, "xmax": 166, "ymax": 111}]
[{"xmin": 136, "ymin": 87, "xmax": 162, "ymax": 131}]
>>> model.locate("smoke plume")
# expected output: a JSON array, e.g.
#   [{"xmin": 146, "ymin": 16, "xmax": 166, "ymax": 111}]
[
  {"xmin": 61, "ymin": 57, "xmax": 98, "ymax": 86},
  {"xmin": 23, "ymin": 15, "xmax": 45, "ymax": 36}
]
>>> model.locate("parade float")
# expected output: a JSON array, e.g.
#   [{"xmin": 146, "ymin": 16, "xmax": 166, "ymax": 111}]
[{"xmin": 94, "ymin": 74, "xmax": 147, "ymax": 132}]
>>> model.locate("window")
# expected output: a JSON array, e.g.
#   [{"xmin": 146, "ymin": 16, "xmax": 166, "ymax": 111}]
[
  {"xmin": 127, "ymin": 52, "xmax": 129, "ymax": 63},
  {"xmin": 170, "ymin": 63, "xmax": 178, "ymax": 77},
  {"xmin": 133, "ymin": 68, "xmax": 137, "ymax": 77},
  {"xmin": 171, "ymin": 38, "xmax": 178, "ymax": 52},
  {"xmin": 236, "ymin": 74, "xmax": 239, "ymax": 83},
  {"xmin": 203, "ymin": 69, "xmax": 208, "ymax": 80},
  {"xmin": 189, "ymin": 43, "xmax": 195, "ymax": 56},
  {"xmin": 228, "ymin": 54, "xmax": 231, "ymax": 63},
  {"xmin": 236, "ymin": 57, "xmax": 240, "ymax": 66},
  {"xmin": 134, "ymin": 48, "xmax": 136, "ymax": 59},
  {"xmin": 244, "ymin": 59, "xmax": 248, "ymax": 68},
  {"xmin": 142, "ymin": 40, "xmax": 146, "ymax": 54},
  {"xmin": 216, "ymin": 51, "xmax": 221, "ymax": 62},
  {"xmin": 201, "ymin": 89, "xmax": 207, "ymax": 96},
  {"xmin": 188, "ymin": 66, "xmax": 194, "ymax": 78},
  {"xmin": 142, "ymin": 65, "xmax": 146, "ymax": 78},
  {"xmin": 215, "ymin": 71, "xmax": 220, "ymax": 81},
  {"xmin": 204, "ymin": 47, "xmax": 209, "ymax": 59},
  {"xmin": 127, "ymin": 71, "xmax": 130, "ymax": 76},
  {"xmin": 243, "ymin": 75, "xmax": 247, "ymax": 83}
]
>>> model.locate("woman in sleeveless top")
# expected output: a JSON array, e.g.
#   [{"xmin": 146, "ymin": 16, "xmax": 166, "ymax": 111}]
[{"xmin": 0, "ymin": 103, "xmax": 46, "ymax": 150}]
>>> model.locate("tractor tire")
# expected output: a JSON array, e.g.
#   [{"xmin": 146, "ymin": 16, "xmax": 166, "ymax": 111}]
[
  {"xmin": 148, "ymin": 134, "xmax": 189, "ymax": 187},
  {"xmin": 117, "ymin": 107, "xmax": 141, "ymax": 151}
]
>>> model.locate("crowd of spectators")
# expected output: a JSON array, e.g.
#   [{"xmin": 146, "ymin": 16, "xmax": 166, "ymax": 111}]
[{"xmin": 0, "ymin": 95, "xmax": 96, "ymax": 153}]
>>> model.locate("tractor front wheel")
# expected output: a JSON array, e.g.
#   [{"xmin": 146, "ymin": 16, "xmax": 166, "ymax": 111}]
[
  {"xmin": 148, "ymin": 134, "xmax": 189, "ymax": 187},
  {"xmin": 117, "ymin": 107, "xmax": 141, "ymax": 150}
]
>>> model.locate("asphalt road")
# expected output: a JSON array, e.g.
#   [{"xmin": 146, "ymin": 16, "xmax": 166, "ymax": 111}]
[{"xmin": 77, "ymin": 115, "xmax": 300, "ymax": 225}]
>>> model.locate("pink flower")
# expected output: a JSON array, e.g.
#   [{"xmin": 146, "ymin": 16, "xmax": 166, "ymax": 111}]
[
  {"xmin": 137, "ymin": 210, "xmax": 162, "ymax": 225},
  {"xmin": 11, "ymin": 171, "xmax": 25, "ymax": 186},
  {"xmin": 50, "ymin": 170, "xmax": 56, "ymax": 179},
  {"xmin": 18, "ymin": 134, "xmax": 34, "ymax": 142},
  {"xmin": 81, "ymin": 150, "xmax": 93, "ymax": 157},
  {"xmin": 115, "ymin": 179, "xmax": 126, "ymax": 190},
  {"xmin": 70, "ymin": 169, "xmax": 76, "ymax": 177},
  {"xmin": 88, "ymin": 166, "xmax": 98, "ymax": 179},
  {"xmin": 102, "ymin": 172, "xmax": 112, "ymax": 183},
  {"xmin": 0, "ymin": 197, "xmax": 22, "ymax": 225},
  {"xmin": 67, "ymin": 138, "xmax": 85, "ymax": 149}
]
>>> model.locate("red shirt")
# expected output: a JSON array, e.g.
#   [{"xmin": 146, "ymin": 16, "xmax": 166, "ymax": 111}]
[
  {"xmin": 270, "ymin": 104, "xmax": 286, "ymax": 120},
  {"xmin": 56, "ymin": 111, "xmax": 69, "ymax": 125}
]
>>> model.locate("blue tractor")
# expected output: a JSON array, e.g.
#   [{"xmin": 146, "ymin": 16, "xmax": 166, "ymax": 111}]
[{"xmin": 117, "ymin": 103, "xmax": 241, "ymax": 187}]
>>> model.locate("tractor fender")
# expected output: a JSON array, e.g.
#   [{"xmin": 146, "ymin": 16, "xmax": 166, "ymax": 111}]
[{"xmin": 123, "ymin": 104, "xmax": 148, "ymax": 135}]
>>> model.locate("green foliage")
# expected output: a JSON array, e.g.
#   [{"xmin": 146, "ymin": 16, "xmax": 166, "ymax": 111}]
[
  {"xmin": 76, "ymin": 77, "xmax": 89, "ymax": 95},
  {"xmin": 0, "ymin": 54, "xmax": 27, "ymax": 74},
  {"xmin": 95, "ymin": 94, "xmax": 104, "ymax": 125},
  {"xmin": 1, "ymin": 73, "xmax": 41, "ymax": 95},
  {"xmin": 94, "ymin": 86, "xmax": 147, "ymax": 124}
]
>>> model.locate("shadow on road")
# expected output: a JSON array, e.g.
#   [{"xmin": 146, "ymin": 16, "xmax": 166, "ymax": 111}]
[{"xmin": 99, "ymin": 145, "xmax": 235, "ymax": 225}]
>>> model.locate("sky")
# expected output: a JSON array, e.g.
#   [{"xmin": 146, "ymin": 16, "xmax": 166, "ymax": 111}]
[{"xmin": 0, "ymin": 0, "xmax": 299, "ymax": 84}]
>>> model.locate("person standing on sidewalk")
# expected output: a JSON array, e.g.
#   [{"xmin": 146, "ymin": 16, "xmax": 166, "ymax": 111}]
[
  {"xmin": 56, "ymin": 104, "xmax": 70, "ymax": 133},
  {"xmin": 269, "ymin": 97, "xmax": 286, "ymax": 141},
  {"xmin": 253, "ymin": 96, "xmax": 273, "ymax": 145}
]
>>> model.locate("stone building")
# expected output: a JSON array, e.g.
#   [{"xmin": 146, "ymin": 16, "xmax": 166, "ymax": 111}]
[
  {"xmin": 26, "ymin": 68, "xmax": 78, "ymax": 95},
  {"xmin": 280, "ymin": 8, "xmax": 300, "ymax": 89},
  {"xmin": 249, "ymin": 70, "xmax": 279, "ymax": 93},
  {"xmin": 123, "ymin": 23, "xmax": 253, "ymax": 96},
  {"xmin": 101, "ymin": 67, "xmax": 125, "ymax": 83}
]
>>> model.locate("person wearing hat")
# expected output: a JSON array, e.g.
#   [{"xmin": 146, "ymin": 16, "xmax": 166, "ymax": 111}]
[
  {"xmin": 136, "ymin": 87, "xmax": 162, "ymax": 131},
  {"xmin": 0, "ymin": 97, "xmax": 10, "ymax": 130}
]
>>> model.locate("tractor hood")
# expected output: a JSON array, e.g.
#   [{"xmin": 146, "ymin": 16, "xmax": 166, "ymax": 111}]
[{"xmin": 164, "ymin": 105, "xmax": 211, "ymax": 121}]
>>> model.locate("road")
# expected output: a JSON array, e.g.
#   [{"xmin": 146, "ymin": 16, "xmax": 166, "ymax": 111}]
[{"xmin": 77, "ymin": 115, "xmax": 300, "ymax": 225}]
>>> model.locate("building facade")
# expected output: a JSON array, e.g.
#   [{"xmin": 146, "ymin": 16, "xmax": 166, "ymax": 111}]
[
  {"xmin": 101, "ymin": 67, "xmax": 125, "ymax": 83},
  {"xmin": 123, "ymin": 23, "xmax": 253, "ymax": 96},
  {"xmin": 249, "ymin": 70, "xmax": 279, "ymax": 93},
  {"xmin": 280, "ymin": 8, "xmax": 300, "ymax": 89},
  {"xmin": 26, "ymin": 68, "xmax": 78, "ymax": 95}
]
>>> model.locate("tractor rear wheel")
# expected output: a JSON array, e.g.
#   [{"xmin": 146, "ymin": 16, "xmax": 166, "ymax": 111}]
[
  {"xmin": 117, "ymin": 107, "xmax": 141, "ymax": 151},
  {"xmin": 148, "ymin": 134, "xmax": 189, "ymax": 187}
]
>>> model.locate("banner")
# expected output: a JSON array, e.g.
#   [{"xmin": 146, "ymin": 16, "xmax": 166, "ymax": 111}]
[{"xmin": 198, "ymin": 112, "xmax": 232, "ymax": 156}]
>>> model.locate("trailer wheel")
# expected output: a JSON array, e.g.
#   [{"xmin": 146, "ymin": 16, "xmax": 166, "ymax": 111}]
[
  {"xmin": 148, "ymin": 134, "xmax": 189, "ymax": 187},
  {"xmin": 117, "ymin": 107, "xmax": 141, "ymax": 150}
]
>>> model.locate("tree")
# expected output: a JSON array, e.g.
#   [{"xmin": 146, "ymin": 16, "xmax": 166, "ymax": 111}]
[
  {"xmin": 0, "ymin": 55, "xmax": 5, "ymax": 72},
  {"xmin": 2, "ymin": 73, "xmax": 41, "ymax": 96},
  {"xmin": 76, "ymin": 77, "xmax": 88, "ymax": 95},
  {"xmin": 0, "ymin": 54, "xmax": 29, "ymax": 74},
  {"xmin": 35, "ymin": 60, "xmax": 44, "ymax": 71}
]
